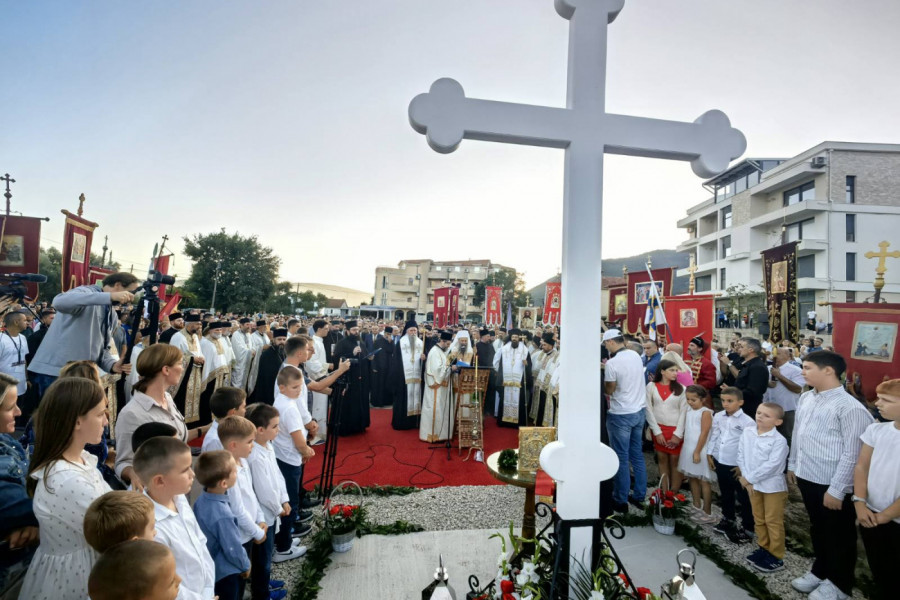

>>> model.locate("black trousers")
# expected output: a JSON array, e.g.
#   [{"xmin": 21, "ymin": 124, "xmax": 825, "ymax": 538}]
[
  {"xmin": 797, "ymin": 478, "xmax": 857, "ymax": 595},
  {"xmin": 714, "ymin": 460, "xmax": 754, "ymax": 530},
  {"xmin": 859, "ymin": 520, "xmax": 899, "ymax": 600},
  {"xmin": 214, "ymin": 572, "xmax": 244, "ymax": 600}
]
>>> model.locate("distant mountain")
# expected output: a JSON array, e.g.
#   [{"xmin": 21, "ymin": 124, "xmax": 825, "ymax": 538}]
[{"xmin": 527, "ymin": 249, "xmax": 691, "ymax": 305}]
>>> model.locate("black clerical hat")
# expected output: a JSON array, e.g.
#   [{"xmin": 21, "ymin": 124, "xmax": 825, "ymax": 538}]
[
  {"xmin": 541, "ymin": 332, "xmax": 556, "ymax": 345},
  {"xmin": 256, "ymin": 319, "xmax": 267, "ymax": 327},
  {"xmin": 479, "ymin": 328, "xmax": 490, "ymax": 336},
  {"xmin": 345, "ymin": 320, "xmax": 358, "ymax": 329},
  {"xmin": 184, "ymin": 313, "xmax": 201, "ymax": 323},
  {"xmin": 239, "ymin": 317, "xmax": 252, "ymax": 324},
  {"xmin": 690, "ymin": 336, "xmax": 706, "ymax": 349},
  {"xmin": 439, "ymin": 331, "xmax": 453, "ymax": 341},
  {"xmin": 272, "ymin": 328, "xmax": 288, "ymax": 338},
  {"xmin": 168, "ymin": 312, "xmax": 183, "ymax": 321}
]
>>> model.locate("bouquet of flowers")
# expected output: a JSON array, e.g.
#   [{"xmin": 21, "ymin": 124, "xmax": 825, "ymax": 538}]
[
  {"xmin": 325, "ymin": 500, "xmax": 366, "ymax": 535},
  {"xmin": 646, "ymin": 488, "xmax": 689, "ymax": 520}
]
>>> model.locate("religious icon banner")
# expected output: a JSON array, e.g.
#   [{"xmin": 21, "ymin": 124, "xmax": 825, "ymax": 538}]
[
  {"xmin": 762, "ymin": 241, "xmax": 799, "ymax": 344},
  {"xmin": 518, "ymin": 306, "xmax": 539, "ymax": 330},
  {"xmin": 433, "ymin": 287, "xmax": 450, "ymax": 329},
  {"xmin": 154, "ymin": 254, "xmax": 173, "ymax": 302},
  {"xmin": 61, "ymin": 209, "xmax": 99, "ymax": 292},
  {"xmin": 663, "ymin": 294, "xmax": 716, "ymax": 359},
  {"xmin": 625, "ymin": 268, "xmax": 673, "ymax": 335},
  {"xmin": 832, "ymin": 303, "xmax": 900, "ymax": 402},
  {"xmin": 543, "ymin": 282, "xmax": 561, "ymax": 326},
  {"xmin": 607, "ymin": 284, "xmax": 627, "ymax": 324},
  {"xmin": 0, "ymin": 215, "xmax": 43, "ymax": 299},
  {"xmin": 449, "ymin": 286, "xmax": 460, "ymax": 325},
  {"xmin": 485, "ymin": 286, "xmax": 503, "ymax": 325}
]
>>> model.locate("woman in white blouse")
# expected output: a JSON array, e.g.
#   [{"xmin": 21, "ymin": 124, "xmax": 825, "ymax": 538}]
[
  {"xmin": 21, "ymin": 378, "xmax": 111, "ymax": 600},
  {"xmin": 645, "ymin": 359, "xmax": 688, "ymax": 492}
]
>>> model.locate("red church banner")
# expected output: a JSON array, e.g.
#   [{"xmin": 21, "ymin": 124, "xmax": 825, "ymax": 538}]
[
  {"xmin": 485, "ymin": 286, "xmax": 502, "ymax": 325},
  {"xmin": 433, "ymin": 287, "xmax": 450, "ymax": 329},
  {"xmin": 154, "ymin": 254, "xmax": 173, "ymax": 302},
  {"xmin": 664, "ymin": 294, "xmax": 716, "ymax": 359},
  {"xmin": 625, "ymin": 268, "xmax": 674, "ymax": 335},
  {"xmin": 61, "ymin": 209, "xmax": 99, "ymax": 291},
  {"xmin": 607, "ymin": 284, "xmax": 627, "ymax": 324},
  {"xmin": 449, "ymin": 286, "xmax": 460, "ymax": 325},
  {"xmin": 0, "ymin": 215, "xmax": 43, "ymax": 299},
  {"xmin": 88, "ymin": 266, "xmax": 114, "ymax": 286},
  {"xmin": 832, "ymin": 303, "xmax": 900, "ymax": 402},
  {"xmin": 160, "ymin": 293, "xmax": 182, "ymax": 321},
  {"xmin": 543, "ymin": 282, "xmax": 561, "ymax": 326}
]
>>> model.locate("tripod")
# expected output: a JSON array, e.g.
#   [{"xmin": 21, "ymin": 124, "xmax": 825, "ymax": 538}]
[{"xmin": 317, "ymin": 376, "xmax": 349, "ymax": 499}]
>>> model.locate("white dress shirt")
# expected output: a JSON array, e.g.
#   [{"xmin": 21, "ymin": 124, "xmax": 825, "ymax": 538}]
[
  {"xmin": 273, "ymin": 392, "xmax": 311, "ymax": 467},
  {"xmin": 229, "ymin": 458, "xmax": 266, "ymax": 543},
  {"xmin": 737, "ymin": 427, "xmax": 789, "ymax": 493},
  {"xmin": 151, "ymin": 493, "xmax": 216, "ymax": 600},
  {"xmin": 200, "ymin": 420, "xmax": 222, "ymax": 452},
  {"xmin": 788, "ymin": 385, "xmax": 874, "ymax": 499},
  {"xmin": 248, "ymin": 441, "xmax": 291, "ymax": 526},
  {"xmin": 604, "ymin": 349, "xmax": 646, "ymax": 415},
  {"xmin": 707, "ymin": 409, "xmax": 756, "ymax": 465}
]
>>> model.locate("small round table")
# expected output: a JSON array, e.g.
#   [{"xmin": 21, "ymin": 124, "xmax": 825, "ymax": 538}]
[{"xmin": 486, "ymin": 450, "xmax": 537, "ymax": 553}]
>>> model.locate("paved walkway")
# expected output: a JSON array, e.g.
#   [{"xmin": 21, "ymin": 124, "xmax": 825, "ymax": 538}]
[{"xmin": 318, "ymin": 527, "xmax": 753, "ymax": 599}]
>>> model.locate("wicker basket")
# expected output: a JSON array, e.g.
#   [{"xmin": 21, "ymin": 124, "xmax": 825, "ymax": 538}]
[
  {"xmin": 326, "ymin": 481, "xmax": 364, "ymax": 553},
  {"xmin": 652, "ymin": 473, "xmax": 676, "ymax": 535}
]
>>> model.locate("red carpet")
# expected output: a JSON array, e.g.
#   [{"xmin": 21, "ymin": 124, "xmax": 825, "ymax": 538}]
[{"xmin": 301, "ymin": 408, "xmax": 519, "ymax": 489}]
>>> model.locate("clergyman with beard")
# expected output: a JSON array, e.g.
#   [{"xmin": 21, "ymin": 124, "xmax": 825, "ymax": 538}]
[
  {"xmin": 494, "ymin": 329, "xmax": 531, "ymax": 427},
  {"xmin": 332, "ymin": 320, "xmax": 371, "ymax": 435},
  {"xmin": 253, "ymin": 328, "xmax": 289, "ymax": 405},
  {"xmin": 159, "ymin": 311, "xmax": 185, "ymax": 343}
]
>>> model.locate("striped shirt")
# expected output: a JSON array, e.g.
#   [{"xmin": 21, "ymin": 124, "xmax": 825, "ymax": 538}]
[{"xmin": 788, "ymin": 385, "xmax": 873, "ymax": 499}]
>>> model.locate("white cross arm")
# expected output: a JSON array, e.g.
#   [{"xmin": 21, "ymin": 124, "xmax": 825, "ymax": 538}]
[{"xmin": 605, "ymin": 111, "xmax": 747, "ymax": 178}]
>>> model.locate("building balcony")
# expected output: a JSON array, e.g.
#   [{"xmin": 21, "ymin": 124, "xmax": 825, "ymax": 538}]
[
  {"xmin": 797, "ymin": 238, "xmax": 828, "ymax": 255},
  {"xmin": 746, "ymin": 200, "xmax": 829, "ymax": 228},
  {"xmin": 677, "ymin": 237, "xmax": 699, "ymax": 252}
]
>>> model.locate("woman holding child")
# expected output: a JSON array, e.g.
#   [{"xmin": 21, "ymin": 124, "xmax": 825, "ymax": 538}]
[{"xmin": 645, "ymin": 359, "xmax": 687, "ymax": 492}]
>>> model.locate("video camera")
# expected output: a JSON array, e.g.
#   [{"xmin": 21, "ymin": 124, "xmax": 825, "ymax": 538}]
[
  {"xmin": 0, "ymin": 273, "xmax": 46, "ymax": 302},
  {"xmin": 140, "ymin": 269, "xmax": 176, "ymax": 302}
]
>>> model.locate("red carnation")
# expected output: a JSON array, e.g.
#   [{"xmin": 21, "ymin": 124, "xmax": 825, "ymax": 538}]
[
  {"xmin": 502, "ymin": 595, "xmax": 516, "ymax": 600},
  {"xmin": 663, "ymin": 500, "xmax": 674, "ymax": 509},
  {"xmin": 500, "ymin": 579, "xmax": 515, "ymax": 593},
  {"xmin": 637, "ymin": 586, "xmax": 653, "ymax": 598},
  {"xmin": 619, "ymin": 573, "xmax": 631, "ymax": 586},
  {"xmin": 343, "ymin": 506, "xmax": 354, "ymax": 518},
  {"xmin": 329, "ymin": 506, "xmax": 341, "ymax": 516},
  {"xmin": 665, "ymin": 490, "xmax": 675, "ymax": 499},
  {"xmin": 676, "ymin": 494, "xmax": 686, "ymax": 502}
]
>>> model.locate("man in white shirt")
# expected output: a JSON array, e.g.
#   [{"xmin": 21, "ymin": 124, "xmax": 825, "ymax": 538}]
[
  {"xmin": 765, "ymin": 348, "xmax": 805, "ymax": 445},
  {"xmin": 0, "ymin": 311, "xmax": 29, "ymax": 406},
  {"xmin": 602, "ymin": 329, "xmax": 648, "ymax": 512}
]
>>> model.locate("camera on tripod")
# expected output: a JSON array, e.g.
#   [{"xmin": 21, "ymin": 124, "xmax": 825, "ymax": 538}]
[
  {"xmin": 0, "ymin": 273, "xmax": 46, "ymax": 303},
  {"xmin": 141, "ymin": 269, "xmax": 176, "ymax": 302}
]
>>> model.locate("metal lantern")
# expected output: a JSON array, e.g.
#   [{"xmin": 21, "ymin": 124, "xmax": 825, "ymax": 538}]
[{"xmin": 422, "ymin": 555, "xmax": 456, "ymax": 600}]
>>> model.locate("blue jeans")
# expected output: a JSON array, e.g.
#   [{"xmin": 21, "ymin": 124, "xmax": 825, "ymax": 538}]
[
  {"xmin": 214, "ymin": 572, "xmax": 243, "ymax": 600},
  {"xmin": 28, "ymin": 373, "xmax": 57, "ymax": 404},
  {"xmin": 606, "ymin": 410, "xmax": 647, "ymax": 505},
  {"xmin": 275, "ymin": 459, "xmax": 303, "ymax": 552}
]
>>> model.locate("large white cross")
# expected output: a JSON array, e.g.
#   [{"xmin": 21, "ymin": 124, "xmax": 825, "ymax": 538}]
[{"xmin": 409, "ymin": 0, "xmax": 745, "ymax": 575}]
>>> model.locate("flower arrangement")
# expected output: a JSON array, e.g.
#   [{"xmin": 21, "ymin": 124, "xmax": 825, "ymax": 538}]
[
  {"xmin": 498, "ymin": 448, "xmax": 518, "ymax": 471},
  {"xmin": 645, "ymin": 488, "xmax": 689, "ymax": 520},
  {"xmin": 324, "ymin": 500, "xmax": 366, "ymax": 535}
]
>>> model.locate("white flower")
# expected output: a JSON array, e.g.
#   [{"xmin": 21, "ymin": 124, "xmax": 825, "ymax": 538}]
[
  {"xmin": 522, "ymin": 594, "xmax": 534, "ymax": 600},
  {"xmin": 590, "ymin": 591, "xmax": 605, "ymax": 600},
  {"xmin": 521, "ymin": 561, "xmax": 540, "ymax": 584},
  {"xmin": 516, "ymin": 571, "xmax": 529, "ymax": 587},
  {"xmin": 497, "ymin": 552, "xmax": 507, "ymax": 568}
]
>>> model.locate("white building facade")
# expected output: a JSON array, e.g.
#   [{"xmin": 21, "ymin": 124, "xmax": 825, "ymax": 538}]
[{"xmin": 677, "ymin": 142, "xmax": 900, "ymax": 323}]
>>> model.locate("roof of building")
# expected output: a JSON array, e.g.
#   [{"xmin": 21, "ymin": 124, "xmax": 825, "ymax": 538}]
[{"xmin": 324, "ymin": 298, "xmax": 348, "ymax": 308}]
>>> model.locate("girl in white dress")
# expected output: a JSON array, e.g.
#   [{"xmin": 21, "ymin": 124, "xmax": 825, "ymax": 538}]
[
  {"xmin": 20, "ymin": 377, "xmax": 112, "ymax": 600},
  {"xmin": 677, "ymin": 385, "xmax": 717, "ymax": 524}
]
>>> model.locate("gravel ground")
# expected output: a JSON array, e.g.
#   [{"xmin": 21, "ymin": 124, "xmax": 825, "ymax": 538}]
[{"xmin": 274, "ymin": 484, "xmax": 866, "ymax": 599}]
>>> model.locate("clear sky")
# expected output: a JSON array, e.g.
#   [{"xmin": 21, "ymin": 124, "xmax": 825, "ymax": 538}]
[{"xmin": 4, "ymin": 0, "xmax": 899, "ymax": 292}]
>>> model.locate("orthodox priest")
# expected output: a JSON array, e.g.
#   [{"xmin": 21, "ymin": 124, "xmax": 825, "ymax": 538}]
[
  {"xmin": 158, "ymin": 312, "xmax": 184, "ymax": 344},
  {"xmin": 494, "ymin": 329, "xmax": 531, "ymax": 427},
  {"xmin": 169, "ymin": 313, "xmax": 206, "ymax": 424},
  {"xmin": 245, "ymin": 319, "xmax": 270, "ymax": 395},
  {"xmin": 230, "ymin": 318, "xmax": 255, "ymax": 390},
  {"xmin": 253, "ymin": 328, "xmax": 288, "ymax": 405},
  {"xmin": 420, "ymin": 331, "xmax": 455, "ymax": 443},
  {"xmin": 530, "ymin": 333, "xmax": 558, "ymax": 425},
  {"xmin": 475, "ymin": 328, "xmax": 496, "ymax": 416},
  {"xmin": 332, "ymin": 320, "xmax": 371, "ymax": 435},
  {"xmin": 370, "ymin": 326, "xmax": 394, "ymax": 407},
  {"xmin": 391, "ymin": 321, "xmax": 425, "ymax": 430},
  {"xmin": 306, "ymin": 321, "xmax": 333, "ymax": 440}
]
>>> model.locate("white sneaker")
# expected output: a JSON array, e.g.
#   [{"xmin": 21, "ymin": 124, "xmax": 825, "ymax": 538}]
[
  {"xmin": 292, "ymin": 538, "xmax": 303, "ymax": 548},
  {"xmin": 809, "ymin": 580, "xmax": 848, "ymax": 600},
  {"xmin": 272, "ymin": 545, "xmax": 307, "ymax": 563},
  {"xmin": 791, "ymin": 571, "xmax": 823, "ymax": 593}
]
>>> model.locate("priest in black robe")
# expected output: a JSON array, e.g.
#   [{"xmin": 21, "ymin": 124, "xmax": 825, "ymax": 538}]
[
  {"xmin": 370, "ymin": 326, "xmax": 395, "ymax": 407},
  {"xmin": 474, "ymin": 328, "xmax": 496, "ymax": 416},
  {"xmin": 332, "ymin": 320, "xmax": 370, "ymax": 435},
  {"xmin": 252, "ymin": 328, "xmax": 288, "ymax": 405}
]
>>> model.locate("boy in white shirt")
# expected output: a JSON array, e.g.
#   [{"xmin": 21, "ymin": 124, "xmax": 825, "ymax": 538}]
[
  {"xmin": 134, "ymin": 436, "xmax": 215, "ymax": 600},
  {"xmin": 272, "ymin": 367, "xmax": 316, "ymax": 555},
  {"xmin": 201, "ymin": 387, "xmax": 247, "ymax": 452},
  {"xmin": 737, "ymin": 402, "xmax": 789, "ymax": 573},
  {"xmin": 246, "ymin": 402, "xmax": 307, "ymax": 571}
]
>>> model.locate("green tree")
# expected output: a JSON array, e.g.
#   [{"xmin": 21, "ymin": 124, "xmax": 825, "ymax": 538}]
[
  {"xmin": 38, "ymin": 247, "xmax": 63, "ymax": 300},
  {"xmin": 182, "ymin": 229, "xmax": 281, "ymax": 313},
  {"xmin": 724, "ymin": 283, "xmax": 766, "ymax": 321},
  {"xmin": 472, "ymin": 268, "xmax": 531, "ymax": 309}
]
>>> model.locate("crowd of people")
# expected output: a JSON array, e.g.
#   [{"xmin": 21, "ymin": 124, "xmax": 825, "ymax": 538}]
[{"xmin": 0, "ymin": 271, "xmax": 897, "ymax": 600}]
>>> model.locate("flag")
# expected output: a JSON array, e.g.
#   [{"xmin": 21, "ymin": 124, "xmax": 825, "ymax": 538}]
[
  {"xmin": 644, "ymin": 274, "xmax": 667, "ymax": 341},
  {"xmin": 160, "ymin": 293, "xmax": 182, "ymax": 321},
  {"xmin": 433, "ymin": 287, "xmax": 450, "ymax": 329},
  {"xmin": 506, "ymin": 301, "xmax": 513, "ymax": 330},
  {"xmin": 543, "ymin": 282, "xmax": 561, "ymax": 326},
  {"xmin": 484, "ymin": 286, "xmax": 503, "ymax": 325},
  {"xmin": 154, "ymin": 254, "xmax": 173, "ymax": 302}
]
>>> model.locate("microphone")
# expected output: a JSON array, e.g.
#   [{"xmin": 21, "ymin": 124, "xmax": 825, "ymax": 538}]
[{"xmin": 7, "ymin": 273, "xmax": 47, "ymax": 283}]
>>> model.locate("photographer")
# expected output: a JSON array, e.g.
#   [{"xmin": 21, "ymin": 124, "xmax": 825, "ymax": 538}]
[{"xmin": 26, "ymin": 272, "xmax": 139, "ymax": 400}]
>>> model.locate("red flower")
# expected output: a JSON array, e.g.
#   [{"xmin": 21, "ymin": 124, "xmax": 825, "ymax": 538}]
[
  {"xmin": 619, "ymin": 573, "xmax": 631, "ymax": 586},
  {"xmin": 637, "ymin": 586, "xmax": 653, "ymax": 598},
  {"xmin": 663, "ymin": 500, "xmax": 674, "ymax": 509},
  {"xmin": 329, "ymin": 505, "xmax": 341, "ymax": 516},
  {"xmin": 342, "ymin": 506, "xmax": 354, "ymax": 518},
  {"xmin": 500, "ymin": 579, "xmax": 515, "ymax": 593},
  {"xmin": 502, "ymin": 595, "xmax": 516, "ymax": 600},
  {"xmin": 665, "ymin": 490, "xmax": 675, "ymax": 499},
  {"xmin": 676, "ymin": 494, "xmax": 686, "ymax": 502}
]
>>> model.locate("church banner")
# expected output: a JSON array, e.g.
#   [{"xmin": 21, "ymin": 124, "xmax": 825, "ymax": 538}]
[
  {"xmin": 518, "ymin": 306, "xmax": 540, "ymax": 330},
  {"xmin": 543, "ymin": 282, "xmax": 561, "ymax": 326},
  {"xmin": 0, "ymin": 215, "xmax": 43, "ymax": 299},
  {"xmin": 433, "ymin": 287, "xmax": 450, "ymax": 329},
  {"xmin": 61, "ymin": 209, "xmax": 99, "ymax": 291},
  {"xmin": 832, "ymin": 303, "xmax": 900, "ymax": 402},
  {"xmin": 762, "ymin": 241, "xmax": 799, "ymax": 344},
  {"xmin": 449, "ymin": 286, "xmax": 460, "ymax": 325},
  {"xmin": 88, "ymin": 266, "xmax": 114, "ymax": 286},
  {"xmin": 607, "ymin": 284, "xmax": 627, "ymax": 324},
  {"xmin": 625, "ymin": 268, "xmax": 673, "ymax": 335},
  {"xmin": 154, "ymin": 254, "xmax": 173, "ymax": 302},
  {"xmin": 485, "ymin": 286, "xmax": 502, "ymax": 325},
  {"xmin": 663, "ymin": 294, "xmax": 715, "ymax": 359},
  {"xmin": 160, "ymin": 292, "xmax": 182, "ymax": 321}
]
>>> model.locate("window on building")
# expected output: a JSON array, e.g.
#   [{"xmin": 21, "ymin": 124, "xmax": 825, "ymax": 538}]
[
  {"xmin": 846, "ymin": 290, "xmax": 856, "ymax": 303},
  {"xmin": 719, "ymin": 268, "xmax": 727, "ymax": 289},
  {"xmin": 748, "ymin": 170, "xmax": 760, "ymax": 187},
  {"xmin": 721, "ymin": 236, "xmax": 732, "ymax": 258},
  {"xmin": 408, "ymin": 277, "xmax": 414, "ymax": 285},
  {"xmin": 797, "ymin": 255, "xmax": 815, "ymax": 278},
  {"xmin": 721, "ymin": 206, "xmax": 732, "ymax": 229},
  {"xmin": 798, "ymin": 290, "xmax": 816, "ymax": 321},
  {"xmin": 783, "ymin": 181, "xmax": 816, "ymax": 206},
  {"xmin": 846, "ymin": 175, "xmax": 856, "ymax": 203},
  {"xmin": 846, "ymin": 252, "xmax": 856, "ymax": 281},
  {"xmin": 735, "ymin": 176, "xmax": 747, "ymax": 194},
  {"xmin": 382, "ymin": 276, "xmax": 387, "ymax": 288},
  {"xmin": 695, "ymin": 275, "xmax": 712, "ymax": 293},
  {"xmin": 784, "ymin": 218, "xmax": 815, "ymax": 243},
  {"xmin": 473, "ymin": 266, "xmax": 481, "ymax": 273},
  {"xmin": 381, "ymin": 292, "xmax": 387, "ymax": 303},
  {"xmin": 846, "ymin": 214, "xmax": 856, "ymax": 242}
]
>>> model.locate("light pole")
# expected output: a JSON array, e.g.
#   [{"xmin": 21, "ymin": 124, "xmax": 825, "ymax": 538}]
[{"xmin": 210, "ymin": 259, "xmax": 222, "ymax": 313}]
